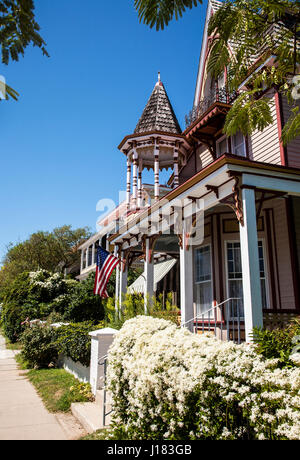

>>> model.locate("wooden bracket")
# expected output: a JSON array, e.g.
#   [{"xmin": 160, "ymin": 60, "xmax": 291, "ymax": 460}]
[
  {"xmin": 206, "ymin": 184, "xmax": 219, "ymax": 199},
  {"xmin": 221, "ymin": 173, "xmax": 244, "ymax": 226}
]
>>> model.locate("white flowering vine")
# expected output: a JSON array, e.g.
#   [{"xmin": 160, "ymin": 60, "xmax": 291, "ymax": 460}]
[{"xmin": 107, "ymin": 316, "xmax": 300, "ymax": 440}]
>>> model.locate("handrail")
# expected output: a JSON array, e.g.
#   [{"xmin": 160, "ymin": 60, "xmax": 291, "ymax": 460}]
[
  {"xmin": 181, "ymin": 298, "xmax": 241, "ymax": 328},
  {"xmin": 98, "ymin": 354, "xmax": 112, "ymax": 426},
  {"xmin": 98, "ymin": 354, "xmax": 108, "ymax": 366},
  {"xmin": 181, "ymin": 298, "xmax": 243, "ymax": 344}
]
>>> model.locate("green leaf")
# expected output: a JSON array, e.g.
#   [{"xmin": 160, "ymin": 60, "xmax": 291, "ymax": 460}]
[
  {"xmin": 134, "ymin": 0, "xmax": 203, "ymax": 31},
  {"xmin": 281, "ymin": 106, "xmax": 300, "ymax": 146}
]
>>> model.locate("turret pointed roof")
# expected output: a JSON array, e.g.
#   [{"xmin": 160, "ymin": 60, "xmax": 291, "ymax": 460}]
[{"xmin": 134, "ymin": 74, "xmax": 182, "ymax": 135}]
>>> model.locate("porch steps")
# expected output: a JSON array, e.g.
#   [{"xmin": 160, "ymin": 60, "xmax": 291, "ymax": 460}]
[{"xmin": 71, "ymin": 390, "xmax": 112, "ymax": 434}]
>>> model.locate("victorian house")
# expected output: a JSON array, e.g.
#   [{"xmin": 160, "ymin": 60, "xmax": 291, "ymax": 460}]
[{"xmin": 79, "ymin": 0, "xmax": 300, "ymax": 343}]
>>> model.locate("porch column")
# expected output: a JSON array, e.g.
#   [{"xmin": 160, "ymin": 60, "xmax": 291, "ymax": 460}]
[
  {"xmin": 126, "ymin": 155, "xmax": 132, "ymax": 208},
  {"xmin": 92, "ymin": 243, "xmax": 95, "ymax": 265},
  {"xmin": 138, "ymin": 159, "xmax": 143, "ymax": 208},
  {"xmin": 80, "ymin": 249, "xmax": 84, "ymax": 272},
  {"xmin": 114, "ymin": 247, "xmax": 120, "ymax": 315},
  {"xmin": 239, "ymin": 187, "xmax": 263, "ymax": 342},
  {"xmin": 144, "ymin": 238, "xmax": 154, "ymax": 313},
  {"xmin": 119, "ymin": 250, "xmax": 128, "ymax": 307},
  {"xmin": 180, "ymin": 228, "xmax": 194, "ymax": 332},
  {"xmin": 173, "ymin": 146, "xmax": 179, "ymax": 188},
  {"xmin": 132, "ymin": 150, "xmax": 138, "ymax": 207},
  {"xmin": 154, "ymin": 143, "xmax": 160, "ymax": 201},
  {"xmin": 85, "ymin": 247, "xmax": 89, "ymax": 268}
]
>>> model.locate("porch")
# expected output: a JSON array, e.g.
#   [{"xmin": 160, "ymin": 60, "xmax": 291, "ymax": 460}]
[{"xmin": 110, "ymin": 155, "xmax": 300, "ymax": 342}]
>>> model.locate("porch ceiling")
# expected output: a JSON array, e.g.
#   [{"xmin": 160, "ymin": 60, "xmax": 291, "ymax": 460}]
[{"xmin": 109, "ymin": 155, "xmax": 300, "ymax": 249}]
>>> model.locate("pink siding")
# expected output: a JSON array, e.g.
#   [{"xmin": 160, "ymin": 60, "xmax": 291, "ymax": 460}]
[
  {"xmin": 272, "ymin": 199, "xmax": 296, "ymax": 309},
  {"xmin": 213, "ymin": 202, "xmax": 296, "ymax": 310},
  {"xmin": 248, "ymin": 90, "xmax": 282, "ymax": 165},
  {"xmin": 178, "ymin": 152, "xmax": 196, "ymax": 184},
  {"xmin": 281, "ymin": 95, "xmax": 300, "ymax": 169}
]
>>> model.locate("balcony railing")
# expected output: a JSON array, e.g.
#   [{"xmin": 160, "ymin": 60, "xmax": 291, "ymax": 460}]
[{"xmin": 185, "ymin": 88, "xmax": 238, "ymax": 129}]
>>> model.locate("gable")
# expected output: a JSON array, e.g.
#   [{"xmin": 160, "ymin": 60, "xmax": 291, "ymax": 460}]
[{"xmin": 193, "ymin": 0, "xmax": 223, "ymax": 107}]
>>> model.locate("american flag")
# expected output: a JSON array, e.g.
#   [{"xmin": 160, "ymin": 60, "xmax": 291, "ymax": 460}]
[{"xmin": 94, "ymin": 246, "xmax": 120, "ymax": 298}]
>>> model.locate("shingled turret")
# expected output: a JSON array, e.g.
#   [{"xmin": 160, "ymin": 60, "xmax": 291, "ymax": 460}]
[
  {"xmin": 134, "ymin": 73, "xmax": 181, "ymax": 135},
  {"xmin": 119, "ymin": 74, "xmax": 190, "ymax": 207}
]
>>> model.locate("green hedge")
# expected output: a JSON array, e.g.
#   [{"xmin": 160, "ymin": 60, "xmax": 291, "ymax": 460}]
[
  {"xmin": 21, "ymin": 325, "xmax": 60, "ymax": 369},
  {"xmin": 56, "ymin": 321, "xmax": 104, "ymax": 367},
  {"xmin": 20, "ymin": 321, "xmax": 104, "ymax": 369}
]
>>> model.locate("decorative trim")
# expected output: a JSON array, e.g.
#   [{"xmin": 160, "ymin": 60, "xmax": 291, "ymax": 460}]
[
  {"xmin": 206, "ymin": 184, "xmax": 219, "ymax": 199},
  {"xmin": 141, "ymin": 234, "xmax": 161, "ymax": 263},
  {"xmin": 220, "ymin": 174, "xmax": 244, "ymax": 226},
  {"xmin": 274, "ymin": 90, "xmax": 288, "ymax": 167}
]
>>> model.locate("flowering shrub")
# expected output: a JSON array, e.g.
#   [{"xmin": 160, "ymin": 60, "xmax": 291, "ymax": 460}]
[
  {"xmin": 107, "ymin": 316, "xmax": 300, "ymax": 440},
  {"xmin": 69, "ymin": 382, "xmax": 94, "ymax": 402},
  {"xmin": 1, "ymin": 270, "xmax": 105, "ymax": 342}
]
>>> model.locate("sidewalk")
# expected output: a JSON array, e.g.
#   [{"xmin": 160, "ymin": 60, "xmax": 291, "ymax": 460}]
[{"xmin": 0, "ymin": 334, "xmax": 68, "ymax": 440}]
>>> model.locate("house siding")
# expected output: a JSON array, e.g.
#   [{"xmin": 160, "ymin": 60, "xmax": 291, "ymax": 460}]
[
  {"xmin": 292, "ymin": 197, "xmax": 300, "ymax": 292},
  {"xmin": 280, "ymin": 95, "xmax": 300, "ymax": 169},
  {"xmin": 179, "ymin": 152, "xmax": 196, "ymax": 185},
  {"xmin": 271, "ymin": 199, "xmax": 296, "ymax": 310},
  {"xmin": 248, "ymin": 90, "xmax": 282, "ymax": 165},
  {"xmin": 196, "ymin": 144, "xmax": 213, "ymax": 171},
  {"xmin": 206, "ymin": 203, "xmax": 297, "ymax": 311}
]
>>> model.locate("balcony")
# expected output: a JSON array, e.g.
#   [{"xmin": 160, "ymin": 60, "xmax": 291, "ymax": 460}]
[{"xmin": 185, "ymin": 88, "xmax": 237, "ymax": 130}]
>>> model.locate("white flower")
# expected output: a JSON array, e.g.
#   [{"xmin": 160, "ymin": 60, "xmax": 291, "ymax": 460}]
[{"xmin": 106, "ymin": 316, "xmax": 300, "ymax": 441}]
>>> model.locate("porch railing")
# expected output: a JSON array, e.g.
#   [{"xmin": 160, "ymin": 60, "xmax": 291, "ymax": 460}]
[
  {"xmin": 185, "ymin": 88, "xmax": 238, "ymax": 129},
  {"xmin": 182, "ymin": 298, "xmax": 244, "ymax": 344}
]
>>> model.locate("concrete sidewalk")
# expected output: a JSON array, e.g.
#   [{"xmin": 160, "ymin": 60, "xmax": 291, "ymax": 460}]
[{"xmin": 0, "ymin": 334, "xmax": 68, "ymax": 440}]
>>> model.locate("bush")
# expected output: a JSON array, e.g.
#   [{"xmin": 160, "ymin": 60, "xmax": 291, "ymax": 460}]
[
  {"xmin": 1, "ymin": 271, "xmax": 72, "ymax": 342},
  {"xmin": 1, "ymin": 303, "xmax": 24, "ymax": 343},
  {"xmin": 62, "ymin": 273, "xmax": 105, "ymax": 323},
  {"xmin": 252, "ymin": 319, "xmax": 300, "ymax": 368},
  {"xmin": 105, "ymin": 292, "xmax": 179, "ymax": 330},
  {"xmin": 20, "ymin": 325, "xmax": 59, "ymax": 369},
  {"xmin": 0, "ymin": 270, "xmax": 105, "ymax": 342},
  {"xmin": 56, "ymin": 321, "xmax": 104, "ymax": 367},
  {"xmin": 107, "ymin": 316, "xmax": 300, "ymax": 440}
]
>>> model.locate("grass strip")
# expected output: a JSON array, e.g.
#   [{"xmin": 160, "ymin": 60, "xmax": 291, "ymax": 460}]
[{"xmin": 25, "ymin": 367, "xmax": 94, "ymax": 413}]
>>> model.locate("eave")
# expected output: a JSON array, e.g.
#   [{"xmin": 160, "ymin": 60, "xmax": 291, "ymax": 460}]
[
  {"xmin": 118, "ymin": 131, "xmax": 189, "ymax": 153},
  {"xmin": 108, "ymin": 154, "xmax": 300, "ymax": 243}
]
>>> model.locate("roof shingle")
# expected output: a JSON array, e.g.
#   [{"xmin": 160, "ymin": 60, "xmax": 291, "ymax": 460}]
[{"xmin": 134, "ymin": 78, "xmax": 181, "ymax": 134}]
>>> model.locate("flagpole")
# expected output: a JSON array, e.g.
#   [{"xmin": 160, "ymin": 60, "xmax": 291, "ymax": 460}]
[
  {"xmin": 115, "ymin": 252, "xmax": 146, "ymax": 282},
  {"xmin": 94, "ymin": 246, "xmax": 147, "ymax": 300}
]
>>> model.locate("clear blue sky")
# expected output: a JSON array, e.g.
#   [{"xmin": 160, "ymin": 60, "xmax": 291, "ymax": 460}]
[{"xmin": 0, "ymin": 0, "xmax": 208, "ymax": 262}]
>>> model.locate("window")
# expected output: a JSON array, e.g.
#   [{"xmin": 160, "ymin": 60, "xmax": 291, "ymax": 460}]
[
  {"xmin": 232, "ymin": 131, "xmax": 246, "ymax": 157},
  {"xmin": 258, "ymin": 241, "xmax": 268, "ymax": 309},
  {"xmin": 88, "ymin": 247, "xmax": 93, "ymax": 266},
  {"xmin": 195, "ymin": 245, "xmax": 213, "ymax": 316},
  {"xmin": 218, "ymin": 72, "xmax": 225, "ymax": 90},
  {"xmin": 216, "ymin": 136, "xmax": 228, "ymax": 157},
  {"xmin": 226, "ymin": 242, "xmax": 244, "ymax": 317},
  {"xmin": 226, "ymin": 240, "xmax": 268, "ymax": 317}
]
